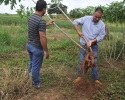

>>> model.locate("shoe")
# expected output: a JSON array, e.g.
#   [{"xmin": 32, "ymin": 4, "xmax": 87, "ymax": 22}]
[
  {"xmin": 73, "ymin": 76, "xmax": 82, "ymax": 83},
  {"xmin": 95, "ymin": 80, "xmax": 102, "ymax": 85},
  {"xmin": 33, "ymin": 84, "xmax": 44, "ymax": 89}
]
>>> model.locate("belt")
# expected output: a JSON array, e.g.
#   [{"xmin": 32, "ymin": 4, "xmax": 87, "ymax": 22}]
[{"xmin": 92, "ymin": 43, "xmax": 97, "ymax": 45}]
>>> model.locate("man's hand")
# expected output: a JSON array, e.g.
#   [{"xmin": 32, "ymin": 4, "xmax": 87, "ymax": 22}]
[
  {"xmin": 87, "ymin": 39, "xmax": 97, "ymax": 47},
  {"xmin": 46, "ymin": 20, "xmax": 54, "ymax": 26},
  {"xmin": 87, "ymin": 40, "xmax": 92, "ymax": 47},
  {"xmin": 45, "ymin": 51, "xmax": 49, "ymax": 59}
]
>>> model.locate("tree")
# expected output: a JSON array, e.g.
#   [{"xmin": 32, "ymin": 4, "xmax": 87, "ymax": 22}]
[
  {"xmin": 48, "ymin": 3, "xmax": 67, "ymax": 14},
  {"xmin": 0, "ymin": 0, "xmax": 21, "ymax": 10},
  {"xmin": 104, "ymin": 1, "xmax": 125, "ymax": 23},
  {"xmin": 0, "ymin": 0, "xmax": 66, "ymax": 17},
  {"xmin": 69, "ymin": 8, "xmax": 83, "ymax": 18},
  {"xmin": 16, "ymin": 4, "xmax": 34, "ymax": 18},
  {"xmin": 0, "ymin": 0, "xmax": 34, "ymax": 18},
  {"xmin": 48, "ymin": 0, "xmax": 67, "ymax": 14},
  {"xmin": 82, "ymin": 6, "xmax": 95, "ymax": 16},
  {"xmin": 69, "ymin": 6, "xmax": 94, "ymax": 18}
]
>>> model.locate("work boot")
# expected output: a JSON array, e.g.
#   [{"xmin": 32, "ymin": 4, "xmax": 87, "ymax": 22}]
[
  {"xmin": 73, "ymin": 76, "xmax": 82, "ymax": 83},
  {"xmin": 95, "ymin": 80, "xmax": 102, "ymax": 85}
]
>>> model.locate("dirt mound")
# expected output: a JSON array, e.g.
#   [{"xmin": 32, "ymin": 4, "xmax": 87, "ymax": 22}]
[{"xmin": 73, "ymin": 77, "xmax": 103, "ymax": 98}]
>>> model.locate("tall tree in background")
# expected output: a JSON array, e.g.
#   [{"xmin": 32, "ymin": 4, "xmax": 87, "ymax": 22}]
[
  {"xmin": 48, "ymin": 3, "xmax": 67, "ymax": 14},
  {"xmin": 104, "ymin": 1, "xmax": 125, "ymax": 23},
  {"xmin": 69, "ymin": 8, "xmax": 83, "ymax": 18},
  {"xmin": 69, "ymin": 6, "xmax": 94, "ymax": 18},
  {"xmin": 48, "ymin": 0, "xmax": 67, "ymax": 14}
]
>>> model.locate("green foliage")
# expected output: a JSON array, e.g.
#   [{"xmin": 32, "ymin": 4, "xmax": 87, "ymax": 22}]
[
  {"xmin": 11, "ymin": 34, "xmax": 27, "ymax": 50},
  {"xmin": 69, "ymin": 8, "xmax": 83, "ymax": 18},
  {"xmin": 0, "ymin": 31, "xmax": 17, "ymax": 52},
  {"xmin": 103, "ymin": 1, "xmax": 125, "ymax": 23},
  {"xmin": 51, "ymin": 0, "xmax": 62, "ymax": 3},
  {"xmin": 55, "ymin": 19, "xmax": 73, "ymax": 29},
  {"xmin": 16, "ymin": 4, "xmax": 34, "ymax": 19},
  {"xmin": 92, "ymin": 66, "xmax": 125, "ymax": 100},
  {"xmin": 82, "ymin": 6, "xmax": 95, "ymax": 16},
  {"xmin": 0, "ymin": 14, "xmax": 27, "ymax": 25},
  {"xmin": 69, "ymin": 1, "xmax": 125, "ymax": 25},
  {"xmin": 0, "ymin": 15, "xmax": 27, "ymax": 53},
  {"xmin": 48, "ymin": 3, "xmax": 67, "ymax": 14},
  {"xmin": 0, "ymin": 31, "xmax": 11, "ymax": 46},
  {"xmin": 114, "ymin": 40, "xmax": 125, "ymax": 60},
  {"xmin": 0, "ymin": 0, "xmax": 21, "ymax": 10},
  {"xmin": 69, "ymin": 6, "xmax": 95, "ymax": 18},
  {"xmin": 45, "ymin": 38, "xmax": 79, "ymax": 68},
  {"xmin": 92, "ymin": 82, "xmax": 125, "ymax": 100},
  {"xmin": 0, "ymin": 30, "xmax": 27, "ymax": 52}
]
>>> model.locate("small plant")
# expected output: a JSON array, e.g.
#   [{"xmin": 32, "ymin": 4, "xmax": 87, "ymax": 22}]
[{"xmin": 92, "ymin": 82, "xmax": 125, "ymax": 100}]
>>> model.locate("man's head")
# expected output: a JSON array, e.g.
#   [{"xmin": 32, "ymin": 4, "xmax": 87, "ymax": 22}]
[
  {"xmin": 36, "ymin": 0, "xmax": 47, "ymax": 16},
  {"xmin": 93, "ymin": 7, "xmax": 103, "ymax": 23}
]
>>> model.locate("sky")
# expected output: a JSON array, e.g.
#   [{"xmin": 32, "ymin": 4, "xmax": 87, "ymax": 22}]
[{"xmin": 0, "ymin": 0, "xmax": 123, "ymax": 14}]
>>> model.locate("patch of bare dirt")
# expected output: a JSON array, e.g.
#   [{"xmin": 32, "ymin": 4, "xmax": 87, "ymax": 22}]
[
  {"xmin": 73, "ymin": 77, "xmax": 105, "ymax": 99},
  {"xmin": 29, "ymin": 88, "xmax": 59, "ymax": 100}
]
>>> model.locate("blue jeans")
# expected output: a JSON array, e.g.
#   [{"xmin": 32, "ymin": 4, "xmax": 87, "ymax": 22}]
[
  {"xmin": 26, "ymin": 43, "xmax": 44, "ymax": 86},
  {"xmin": 78, "ymin": 44, "xmax": 98, "ymax": 80}
]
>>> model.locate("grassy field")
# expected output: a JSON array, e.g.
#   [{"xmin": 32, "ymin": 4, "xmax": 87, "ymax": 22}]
[{"xmin": 0, "ymin": 14, "xmax": 125, "ymax": 100}]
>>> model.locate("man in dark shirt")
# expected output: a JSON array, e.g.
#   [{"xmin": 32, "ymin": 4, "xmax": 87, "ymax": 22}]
[{"xmin": 26, "ymin": 0, "xmax": 53, "ymax": 88}]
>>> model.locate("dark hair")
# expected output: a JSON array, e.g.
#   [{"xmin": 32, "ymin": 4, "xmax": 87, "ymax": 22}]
[
  {"xmin": 95, "ymin": 7, "xmax": 103, "ymax": 14},
  {"xmin": 36, "ymin": 0, "xmax": 47, "ymax": 11}
]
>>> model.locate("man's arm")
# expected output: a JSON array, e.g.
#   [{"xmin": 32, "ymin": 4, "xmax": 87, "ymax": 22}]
[
  {"xmin": 74, "ymin": 23, "xmax": 96, "ymax": 47},
  {"xmin": 87, "ymin": 24, "xmax": 106, "ymax": 47},
  {"xmin": 96, "ymin": 24, "xmax": 106, "ymax": 42},
  {"xmin": 46, "ymin": 20, "xmax": 54, "ymax": 26},
  {"xmin": 39, "ymin": 31, "xmax": 49, "ymax": 59},
  {"xmin": 73, "ymin": 24, "xmax": 83, "ymax": 37},
  {"xmin": 73, "ymin": 17, "xmax": 86, "ymax": 37}
]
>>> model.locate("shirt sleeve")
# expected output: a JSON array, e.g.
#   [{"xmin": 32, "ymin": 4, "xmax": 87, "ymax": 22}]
[
  {"xmin": 72, "ymin": 16, "xmax": 86, "ymax": 25},
  {"xmin": 96, "ymin": 24, "xmax": 106, "ymax": 42},
  {"xmin": 39, "ymin": 19, "xmax": 46, "ymax": 33}
]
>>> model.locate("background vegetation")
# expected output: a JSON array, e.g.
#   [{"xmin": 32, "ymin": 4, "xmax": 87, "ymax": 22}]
[{"xmin": 0, "ymin": 0, "xmax": 125, "ymax": 100}]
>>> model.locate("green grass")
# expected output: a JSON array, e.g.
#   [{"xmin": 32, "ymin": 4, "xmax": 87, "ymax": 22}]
[{"xmin": 0, "ymin": 14, "xmax": 27, "ymax": 25}]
